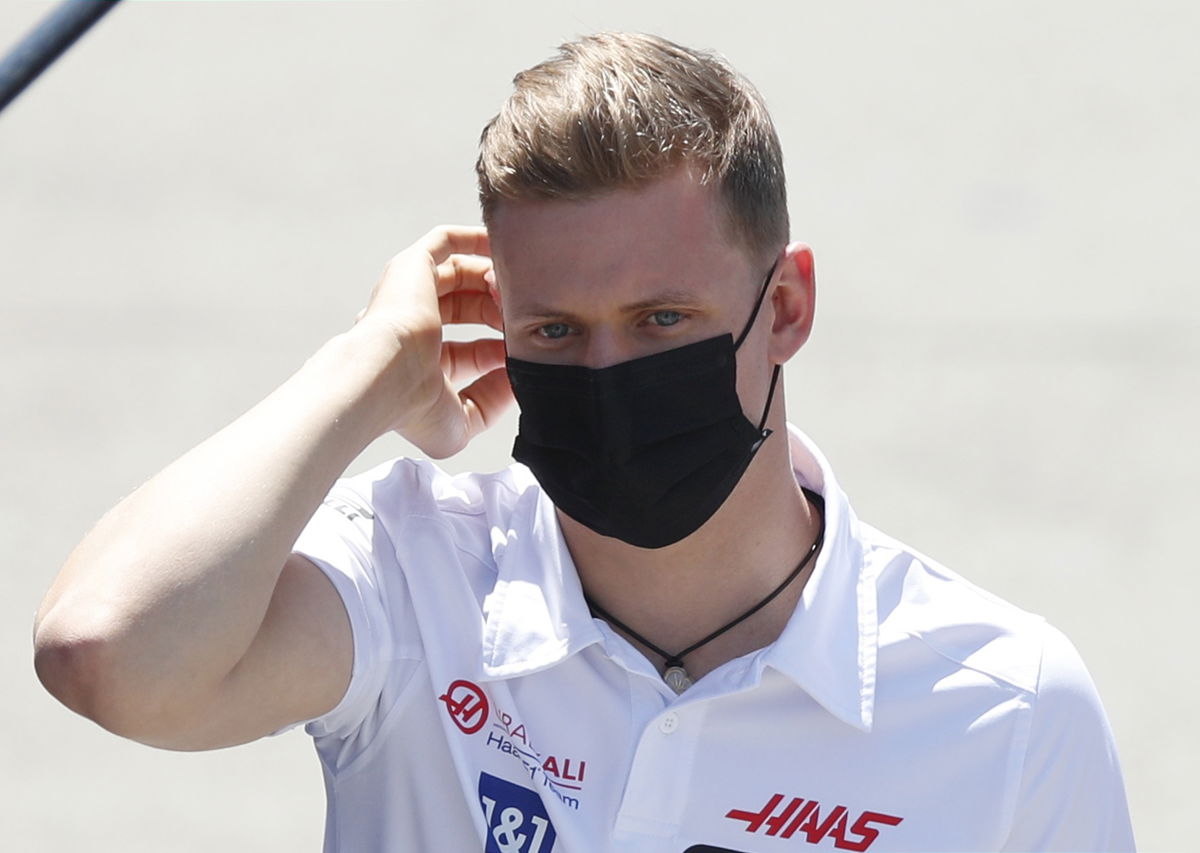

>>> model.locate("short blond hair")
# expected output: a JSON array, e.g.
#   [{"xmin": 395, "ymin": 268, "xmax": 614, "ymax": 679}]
[{"xmin": 477, "ymin": 32, "xmax": 788, "ymax": 264}]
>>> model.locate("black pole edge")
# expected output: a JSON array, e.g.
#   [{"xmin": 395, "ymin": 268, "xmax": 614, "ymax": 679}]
[{"xmin": 0, "ymin": 0, "xmax": 124, "ymax": 115}]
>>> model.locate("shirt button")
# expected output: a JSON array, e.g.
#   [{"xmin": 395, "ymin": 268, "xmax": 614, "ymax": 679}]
[{"xmin": 658, "ymin": 712, "xmax": 680, "ymax": 734}]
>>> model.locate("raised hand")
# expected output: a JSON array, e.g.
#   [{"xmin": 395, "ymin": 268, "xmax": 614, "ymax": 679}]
[{"xmin": 353, "ymin": 225, "xmax": 513, "ymax": 458}]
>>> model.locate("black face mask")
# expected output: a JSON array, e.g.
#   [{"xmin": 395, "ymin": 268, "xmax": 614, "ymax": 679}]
[{"xmin": 506, "ymin": 264, "xmax": 782, "ymax": 549}]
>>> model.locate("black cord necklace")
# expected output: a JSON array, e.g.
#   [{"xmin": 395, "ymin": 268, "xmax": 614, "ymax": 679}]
[{"xmin": 584, "ymin": 487, "xmax": 825, "ymax": 694}]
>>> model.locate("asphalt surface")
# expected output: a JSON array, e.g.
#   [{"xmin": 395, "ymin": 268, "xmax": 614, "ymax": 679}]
[{"xmin": 2, "ymin": 2, "xmax": 1195, "ymax": 850}]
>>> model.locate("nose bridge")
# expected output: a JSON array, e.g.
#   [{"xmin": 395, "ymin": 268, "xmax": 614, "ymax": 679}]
[{"xmin": 582, "ymin": 325, "xmax": 636, "ymax": 369}]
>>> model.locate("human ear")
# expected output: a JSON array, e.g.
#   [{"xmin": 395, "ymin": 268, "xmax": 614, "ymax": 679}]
[
  {"xmin": 485, "ymin": 267, "xmax": 505, "ymax": 331},
  {"xmin": 767, "ymin": 241, "xmax": 816, "ymax": 362}
]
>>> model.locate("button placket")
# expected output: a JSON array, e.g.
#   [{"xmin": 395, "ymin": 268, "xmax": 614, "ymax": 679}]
[{"xmin": 614, "ymin": 703, "xmax": 708, "ymax": 837}]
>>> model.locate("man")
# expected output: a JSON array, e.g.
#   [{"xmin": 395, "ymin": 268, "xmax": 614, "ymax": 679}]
[{"xmin": 35, "ymin": 32, "xmax": 1132, "ymax": 852}]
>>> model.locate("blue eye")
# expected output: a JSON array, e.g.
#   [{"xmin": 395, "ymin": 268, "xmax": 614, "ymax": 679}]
[
  {"xmin": 537, "ymin": 322, "xmax": 572, "ymax": 339},
  {"xmin": 648, "ymin": 310, "xmax": 683, "ymax": 327}
]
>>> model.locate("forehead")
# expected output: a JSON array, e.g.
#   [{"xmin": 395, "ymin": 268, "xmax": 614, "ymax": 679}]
[{"xmin": 488, "ymin": 169, "xmax": 754, "ymax": 307}]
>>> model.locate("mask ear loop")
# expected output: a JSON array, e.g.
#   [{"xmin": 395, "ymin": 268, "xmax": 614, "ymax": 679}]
[
  {"xmin": 732, "ymin": 260, "xmax": 779, "ymax": 350},
  {"xmin": 734, "ymin": 261, "xmax": 783, "ymax": 452},
  {"xmin": 750, "ymin": 364, "xmax": 783, "ymax": 451}
]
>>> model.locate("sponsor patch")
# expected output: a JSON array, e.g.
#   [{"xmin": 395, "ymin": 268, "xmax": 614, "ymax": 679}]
[{"xmin": 478, "ymin": 772, "xmax": 558, "ymax": 853}]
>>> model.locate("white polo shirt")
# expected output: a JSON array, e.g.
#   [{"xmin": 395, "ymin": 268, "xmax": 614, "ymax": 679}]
[{"xmin": 290, "ymin": 426, "xmax": 1134, "ymax": 853}]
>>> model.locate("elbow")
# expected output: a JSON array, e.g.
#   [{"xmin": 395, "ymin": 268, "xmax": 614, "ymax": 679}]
[
  {"xmin": 34, "ymin": 618, "xmax": 115, "ymax": 726},
  {"xmin": 33, "ymin": 608, "xmax": 231, "ymax": 750},
  {"xmin": 33, "ymin": 608, "xmax": 167, "ymax": 743}
]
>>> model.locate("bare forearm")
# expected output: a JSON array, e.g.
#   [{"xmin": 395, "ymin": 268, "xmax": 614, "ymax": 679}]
[{"xmin": 34, "ymin": 328, "xmax": 394, "ymax": 729}]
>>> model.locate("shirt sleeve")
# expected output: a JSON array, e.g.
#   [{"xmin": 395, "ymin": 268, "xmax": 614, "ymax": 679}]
[
  {"xmin": 1001, "ymin": 624, "xmax": 1136, "ymax": 852},
  {"xmin": 284, "ymin": 480, "xmax": 419, "ymax": 743}
]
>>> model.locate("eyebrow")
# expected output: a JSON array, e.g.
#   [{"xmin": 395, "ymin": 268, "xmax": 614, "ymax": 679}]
[
  {"xmin": 514, "ymin": 289, "xmax": 707, "ymax": 321},
  {"xmin": 621, "ymin": 289, "xmax": 707, "ymax": 313}
]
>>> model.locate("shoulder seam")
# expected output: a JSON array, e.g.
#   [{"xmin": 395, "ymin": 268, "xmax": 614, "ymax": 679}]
[{"xmin": 895, "ymin": 619, "xmax": 1045, "ymax": 696}]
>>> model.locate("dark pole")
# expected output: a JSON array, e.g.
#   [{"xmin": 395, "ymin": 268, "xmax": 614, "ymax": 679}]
[{"xmin": 0, "ymin": 0, "xmax": 123, "ymax": 116}]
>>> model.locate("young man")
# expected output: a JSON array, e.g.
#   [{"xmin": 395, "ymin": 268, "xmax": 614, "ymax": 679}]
[{"xmin": 35, "ymin": 33, "xmax": 1133, "ymax": 852}]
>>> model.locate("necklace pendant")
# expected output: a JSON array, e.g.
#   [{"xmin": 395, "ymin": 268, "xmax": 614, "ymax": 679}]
[{"xmin": 663, "ymin": 665, "xmax": 693, "ymax": 694}]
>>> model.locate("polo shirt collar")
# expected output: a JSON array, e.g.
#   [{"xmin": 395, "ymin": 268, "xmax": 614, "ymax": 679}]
[
  {"xmin": 479, "ymin": 426, "xmax": 878, "ymax": 733},
  {"xmin": 479, "ymin": 477, "xmax": 605, "ymax": 680},
  {"xmin": 760, "ymin": 426, "xmax": 878, "ymax": 732}
]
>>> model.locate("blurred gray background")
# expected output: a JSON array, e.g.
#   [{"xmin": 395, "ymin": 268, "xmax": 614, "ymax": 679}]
[{"xmin": 2, "ymin": 1, "xmax": 1194, "ymax": 850}]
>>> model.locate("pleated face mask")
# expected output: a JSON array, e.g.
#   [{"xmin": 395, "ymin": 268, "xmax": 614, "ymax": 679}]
[{"xmin": 506, "ymin": 263, "xmax": 781, "ymax": 549}]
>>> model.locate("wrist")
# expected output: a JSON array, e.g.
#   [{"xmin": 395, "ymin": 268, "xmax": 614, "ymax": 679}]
[{"xmin": 299, "ymin": 325, "xmax": 410, "ymax": 446}]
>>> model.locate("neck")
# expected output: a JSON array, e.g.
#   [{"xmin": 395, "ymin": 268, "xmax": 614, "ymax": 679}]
[{"xmin": 562, "ymin": 433, "xmax": 821, "ymax": 682}]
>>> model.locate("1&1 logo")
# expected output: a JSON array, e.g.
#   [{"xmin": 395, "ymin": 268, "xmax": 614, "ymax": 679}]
[{"xmin": 478, "ymin": 772, "xmax": 558, "ymax": 853}]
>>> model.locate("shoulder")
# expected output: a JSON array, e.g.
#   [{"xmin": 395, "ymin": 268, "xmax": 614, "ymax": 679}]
[
  {"xmin": 330, "ymin": 457, "xmax": 541, "ymax": 532},
  {"xmin": 865, "ymin": 523, "xmax": 1053, "ymax": 696},
  {"xmin": 862, "ymin": 522, "xmax": 1118, "ymax": 765},
  {"xmin": 296, "ymin": 457, "xmax": 547, "ymax": 599}
]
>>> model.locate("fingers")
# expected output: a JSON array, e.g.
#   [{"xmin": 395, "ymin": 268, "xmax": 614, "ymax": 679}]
[
  {"xmin": 434, "ymin": 252, "xmax": 501, "ymax": 328},
  {"xmin": 417, "ymin": 224, "xmax": 490, "ymax": 268},
  {"xmin": 408, "ymin": 365, "xmax": 513, "ymax": 460},
  {"xmin": 433, "ymin": 253, "xmax": 493, "ymax": 297},
  {"xmin": 459, "ymin": 367, "xmax": 515, "ymax": 440},
  {"xmin": 440, "ymin": 338, "xmax": 507, "ymax": 384},
  {"xmin": 361, "ymin": 227, "xmax": 494, "ymax": 329},
  {"xmin": 439, "ymin": 291, "xmax": 503, "ymax": 330}
]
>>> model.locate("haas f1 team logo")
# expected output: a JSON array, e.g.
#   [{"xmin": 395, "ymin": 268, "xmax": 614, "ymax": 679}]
[
  {"xmin": 726, "ymin": 793, "xmax": 903, "ymax": 851},
  {"xmin": 439, "ymin": 679, "xmax": 490, "ymax": 734}
]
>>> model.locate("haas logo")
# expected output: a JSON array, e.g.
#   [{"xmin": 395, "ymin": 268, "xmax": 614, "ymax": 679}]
[
  {"xmin": 439, "ymin": 679, "xmax": 490, "ymax": 734},
  {"xmin": 726, "ymin": 793, "xmax": 903, "ymax": 851}
]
